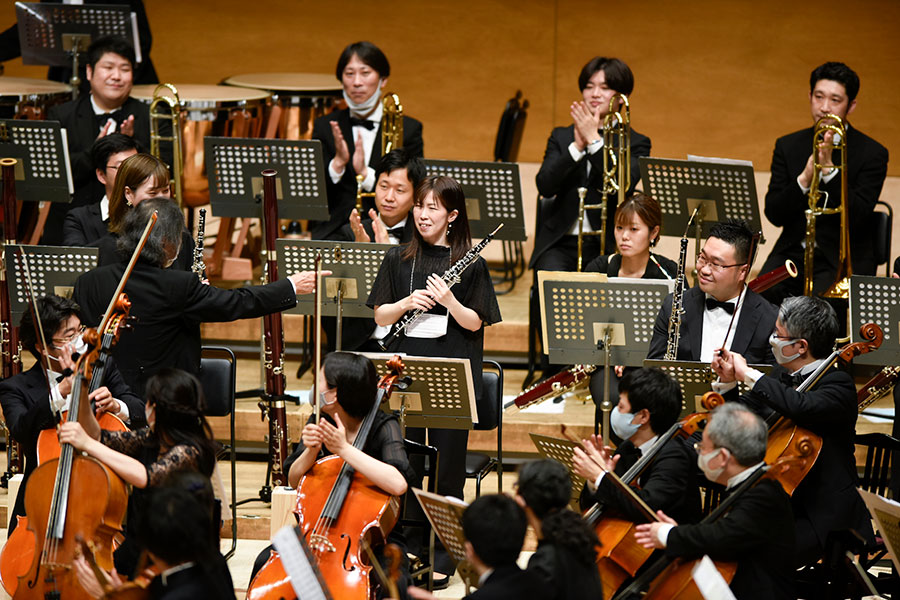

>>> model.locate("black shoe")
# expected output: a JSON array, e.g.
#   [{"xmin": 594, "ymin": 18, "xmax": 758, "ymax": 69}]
[{"xmin": 431, "ymin": 573, "xmax": 451, "ymax": 590}]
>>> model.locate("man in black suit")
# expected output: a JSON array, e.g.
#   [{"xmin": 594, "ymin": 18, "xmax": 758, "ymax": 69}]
[
  {"xmin": 0, "ymin": 295, "xmax": 143, "ymax": 533},
  {"xmin": 311, "ymin": 41, "xmax": 424, "ymax": 240},
  {"xmin": 712, "ymin": 294, "xmax": 872, "ymax": 567},
  {"xmin": 647, "ymin": 219, "xmax": 777, "ymax": 365},
  {"xmin": 63, "ymin": 133, "xmax": 139, "ymax": 246},
  {"xmin": 574, "ymin": 368, "xmax": 701, "ymax": 526},
  {"xmin": 73, "ymin": 198, "xmax": 325, "ymax": 396},
  {"xmin": 635, "ymin": 403, "xmax": 796, "ymax": 600},
  {"xmin": 43, "ymin": 35, "xmax": 159, "ymax": 245},
  {"xmin": 408, "ymin": 494, "xmax": 548, "ymax": 600},
  {"xmin": 760, "ymin": 61, "xmax": 889, "ymax": 303}
]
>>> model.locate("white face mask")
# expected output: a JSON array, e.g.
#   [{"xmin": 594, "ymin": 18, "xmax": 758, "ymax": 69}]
[
  {"xmin": 697, "ymin": 447, "xmax": 726, "ymax": 481},
  {"xmin": 53, "ymin": 333, "xmax": 88, "ymax": 356},
  {"xmin": 610, "ymin": 409, "xmax": 641, "ymax": 440},
  {"xmin": 343, "ymin": 82, "xmax": 383, "ymax": 117},
  {"xmin": 769, "ymin": 333, "xmax": 802, "ymax": 365}
]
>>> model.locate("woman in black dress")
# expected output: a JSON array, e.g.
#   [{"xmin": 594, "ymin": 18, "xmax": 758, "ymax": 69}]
[{"xmin": 368, "ymin": 175, "xmax": 502, "ymax": 583}]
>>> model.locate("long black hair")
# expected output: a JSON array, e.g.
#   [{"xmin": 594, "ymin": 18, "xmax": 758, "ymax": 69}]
[
  {"xmin": 517, "ymin": 459, "xmax": 600, "ymax": 566},
  {"xmin": 402, "ymin": 175, "xmax": 472, "ymax": 263},
  {"xmin": 146, "ymin": 368, "xmax": 217, "ymax": 478}
]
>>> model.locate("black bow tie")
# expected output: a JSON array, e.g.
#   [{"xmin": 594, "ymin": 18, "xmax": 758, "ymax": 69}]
[
  {"xmin": 778, "ymin": 370, "xmax": 806, "ymax": 388},
  {"xmin": 96, "ymin": 111, "xmax": 119, "ymax": 125},
  {"xmin": 386, "ymin": 226, "xmax": 405, "ymax": 239},
  {"xmin": 349, "ymin": 117, "xmax": 376, "ymax": 130},
  {"xmin": 705, "ymin": 298, "xmax": 735, "ymax": 314}
]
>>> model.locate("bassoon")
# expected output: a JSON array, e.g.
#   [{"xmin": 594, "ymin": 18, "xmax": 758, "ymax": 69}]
[
  {"xmin": 260, "ymin": 169, "xmax": 289, "ymax": 490},
  {"xmin": 0, "ymin": 158, "xmax": 22, "ymax": 484}
]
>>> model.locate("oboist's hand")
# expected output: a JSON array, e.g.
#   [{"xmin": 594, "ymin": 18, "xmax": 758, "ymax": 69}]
[
  {"xmin": 570, "ymin": 100, "xmax": 601, "ymax": 152},
  {"xmin": 370, "ymin": 209, "xmax": 391, "ymax": 244},
  {"xmin": 799, "ymin": 129, "xmax": 835, "ymax": 189},
  {"xmin": 318, "ymin": 413, "xmax": 349, "ymax": 455},
  {"xmin": 119, "ymin": 115, "xmax": 135, "ymax": 137},
  {"xmin": 349, "ymin": 209, "xmax": 371, "ymax": 242},
  {"xmin": 288, "ymin": 270, "xmax": 333, "ymax": 295},
  {"xmin": 405, "ymin": 289, "xmax": 436, "ymax": 312},
  {"xmin": 425, "ymin": 274, "xmax": 457, "ymax": 309},
  {"xmin": 634, "ymin": 510, "xmax": 679, "ymax": 549}
]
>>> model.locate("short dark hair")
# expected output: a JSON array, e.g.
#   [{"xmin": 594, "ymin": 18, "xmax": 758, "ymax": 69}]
[
  {"xmin": 810, "ymin": 61, "xmax": 860, "ymax": 102},
  {"xmin": 134, "ymin": 481, "xmax": 216, "ymax": 565},
  {"xmin": 117, "ymin": 196, "xmax": 184, "ymax": 267},
  {"xmin": 335, "ymin": 41, "xmax": 390, "ymax": 80},
  {"xmin": 578, "ymin": 57, "xmax": 634, "ymax": 96},
  {"xmin": 462, "ymin": 494, "xmax": 526, "ymax": 568},
  {"xmin": 619, "ymin": 368, "xmax": 683, "ymax": 434},
  {"xmin": 19, "ymin": 295, "xmax": 80, "ymax": 358},
  {"xmin": 778, "ymin": 296, "xmax": 839, "ymax": 358},
  {"xmin": 91, "ymin": 133, "xmax": 139, "ymax": 172},
  {"xmin": 375, "ymin": 149, "xmax": 426, "ymax": 189},
  {"xmin": 323, "ymin": 352, "xmax": 378, "ymax": 420},
  {"xmin": 86, "ymin": 35, "xmax": 136, "ymax": 70},
  {"xmin": 707, "ymin": 218, "xmax": 754, "ymax": 264}
]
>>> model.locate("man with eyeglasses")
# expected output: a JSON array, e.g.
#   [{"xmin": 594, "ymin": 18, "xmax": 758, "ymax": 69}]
[
  {"xmin": 710, "ymin": 294, "xmax": 872, "ymax": 568},
  {"xmin": 62, "ymin": 133, "xmax": 139, "ymax": 246},
  {"xmin": 647, "ymin": 218, "xmax": 777, "ymax": 365},
  {"xmin": 634, "ymin": 403, "xmax": 796, "ymax": 600},
  {"xmin": 0, "ymin": 294, "xmax": 143, "ymax": 535}
]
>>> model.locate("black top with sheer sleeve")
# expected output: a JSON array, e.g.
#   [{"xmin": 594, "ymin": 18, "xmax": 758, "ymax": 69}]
[
  {"xmin": 283, "ymin": 410, "xmax": 415, "ymax": 487},
  {"xmin": 366, "ymin": 243, "xmax": 502, "ymax": 401},
  {"xmin": 584, "ymin": 252, "xmax": 677, "ymax": 280},
  {"xmin": 100, "ymin": 427, "xmax": 205, "ymax": 486}
]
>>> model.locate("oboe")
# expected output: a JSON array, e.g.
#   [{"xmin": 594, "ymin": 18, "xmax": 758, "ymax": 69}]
[
  {"xmin": 664, "ymin": 209, "xmax": 697, "ymax": 361},
  {"xmin": 191, "ymin": 208, "xmax": 207, "ymax": 281},
  {"xmin": 379, "ymin": 223, "xmax": 503, "ymax": 350}
]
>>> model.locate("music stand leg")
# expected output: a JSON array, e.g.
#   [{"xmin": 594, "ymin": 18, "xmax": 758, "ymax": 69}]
[{"xmin": 599, "ymin": 329, "xmax": 612, "ymax": 447}]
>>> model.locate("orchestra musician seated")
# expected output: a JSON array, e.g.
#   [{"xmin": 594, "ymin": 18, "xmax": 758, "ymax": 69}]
[
  {"xmin": 647, "ymin": 218, "xmax": 777, "ymax": 365},
  {"xmin": 408, "ymin": 494, "xmax": 549, "ymax": 600},
  {"xmin": 634, "ymin": 403, "xmax": 796, "ymax": 600},
  {"xmin": 0, "ymin": 294, "xmax": 143, "ymax": 535},
  {"xmin": 73, "ymin": 197, "xmax": 327, "ymax": 396},
  {"xmin": 711, "ymin": 295, "xmax": 874, "ymax": 567},
  {"xmin": 574, "ymin": 367, "xmax": 701, "ymax": 526},
  {"xmin": 62, "ymin": 133, "xmax": 138, "ymax": 246},
  {"xmin": 515, "ymin": 459, "xmax": 602, "ymax": 600}
]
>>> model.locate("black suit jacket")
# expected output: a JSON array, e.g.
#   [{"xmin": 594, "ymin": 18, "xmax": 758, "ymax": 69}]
[
  {"xmin": 466, "ymin": 564, "xmax": 549, "ymax": 600},
  {"xmin": 580, "ymin": 436, "xmax": 702, "ymax": 525},
  {"xmin": 666, "ymin": 478, "xmax": 796, "ymax": 600},
  {"xmin": 0, "ymin": 360, "xmax": 143, "ymax": 530},
  {"xmin": 73, "ymin": 261, "xmax": 297, "ymax": 395},
  {"xmin": 760, "ymin": 125, "xmax": 889, "ymax": 294},
  {"xmin": 647, "ymin": 286, "xmax": 777, "ymax": 364},
  {"xmin": 63, "ymin": 202, "xmax": 107, "ymax": 246},
  {"xmin": 43, "ymin": 95, "xmax": 153, "ymax": 245},
  {"xmin": 311, "ymin": 108, "xmax": 424, "ymax": 239},
  {"xmin": 530, "ymin": 124, "xmax": 651, "ymax": 269},
  {"xmin": 92, "ymin": 230, "xmax": 196, "ymax": 272},
  {"xmin": 734, "ymin": 365, "xmax": 873, "ymax": 557}
]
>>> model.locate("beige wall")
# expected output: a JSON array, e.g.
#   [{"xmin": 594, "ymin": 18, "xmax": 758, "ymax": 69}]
[{"xmin": 2, "ymin": 1, "xmax": 897, "ymax": 177}]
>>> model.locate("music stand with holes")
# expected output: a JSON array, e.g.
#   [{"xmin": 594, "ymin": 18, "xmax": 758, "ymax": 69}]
[
  {"xmin": 15, "ymin": 2, "xmax": 139, "ymax": 94},
  {"xmin": 530, "ymin": 433, "xmax": 586, "ymax": 508},
  {"xmin": 850, "ymin": 275, "xmax": 900, "ymax": 366},
  {"xmin": 6, "ymin": 245, "xmax": 98, "ymax": 322},
  {"xmin": 0, "ymin": 120, "xmax": 74, "ymax": 203},
  {"xmin": 277, "ymin": 239, "xmax": 390, "ymax": 351},
  {"xmin": 412, "ymin": 488, "xmax": 479, "ymax": 590},
  {"xmin": 424, "ymin": 159, "xmax": 525, "ymax": 294},
  {"xmin": 640, "ymin": 157, "xmax": 762, "ymax": 266}
]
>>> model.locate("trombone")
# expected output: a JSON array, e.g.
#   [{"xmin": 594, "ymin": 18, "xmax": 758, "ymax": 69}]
[
  {"xmin": 576, "ymin": 93, "xmax": 630, "ymax": 271},
  {"xmin": 804, "ymin": 113, "xmax": 850, "ymax": 298},
  {"xmin": 355, "ymin": 93, "xmax": 404, "ymax": 213},
  {"xmin": 149, "ymin": 83, "xmax": 184, "ymax": 208}
]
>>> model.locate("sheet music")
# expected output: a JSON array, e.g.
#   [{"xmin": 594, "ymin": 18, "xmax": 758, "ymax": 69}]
[
  {"xmin": 271, "ymin": 526, "xmax": 331, "ymax": 600},
  {"xmin": 691, "ymin": 555, "xmax": 737, "ymax": 600}
]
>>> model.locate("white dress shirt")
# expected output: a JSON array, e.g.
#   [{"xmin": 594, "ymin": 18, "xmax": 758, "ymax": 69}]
[
  {"xmin": 700, "ymin": 287, "xmax": 746, "ymax": 363},
  {"xmin": 328, "ymin": 102, "xmax": 383, "ymax": 191}
]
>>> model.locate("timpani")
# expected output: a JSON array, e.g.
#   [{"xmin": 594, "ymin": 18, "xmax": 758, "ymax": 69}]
[
  {"xmin": 0, "ymin": 77, "xmax": 72, "ymax": 120},
  {"xmin": 222, "ymin": 72, "xmax": 343, "ymax": 140}
]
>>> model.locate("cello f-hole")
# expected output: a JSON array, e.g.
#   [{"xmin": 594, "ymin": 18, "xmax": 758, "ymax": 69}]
[{"xmin": 340, "ymin": 534, "xmax": 355, "ymax": 572}]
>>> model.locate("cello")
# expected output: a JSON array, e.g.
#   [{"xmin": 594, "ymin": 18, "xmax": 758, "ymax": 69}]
[{"xmin": 247, "ymin": 355, "xmax": 408, "ymax": 600}]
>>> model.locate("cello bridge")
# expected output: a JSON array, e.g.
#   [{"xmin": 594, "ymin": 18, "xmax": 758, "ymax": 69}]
[{"xmin": 309, "ymin": 534, "xmax": 335, "ymax": 553}]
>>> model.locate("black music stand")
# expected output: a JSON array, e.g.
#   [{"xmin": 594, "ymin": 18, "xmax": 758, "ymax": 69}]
[
  {"xmin": 412, "ymin": 488, "xmax": 479, "ymax": 590},
  {"xmin": 15, "ymin": 2, "xmax": 139, "ymax": 94},
  {"xmin": 277, "ymin": 239, "xmax": 391, "ymax": 351},
  {"xmin": 425, "ymin": 159, "xmax": 525, "ymax": 294},
  {"xmin": 0, "ymin": 119, "xmax": 73, "ymax": 204},
  {"xmin": 5, "ymin": 245, "xmax": 98, "ymax": 322},
  {"xmin": 850, "ymin": 275, "xmax": 900, "ymax": 367},
  {"xmin": 529, "ymin": 433, "xmax": 586, "ymax": 508},
  {"xmin": 204, "ymin": 136, "xmax": 328, "ymax": 221},
  {"xmin": 640, "ymin": 156, "xmax": 762, "ymax": 267},
  {"xmin": 361, "ymin": 353, "xmax": 478, "ymax": 434}
]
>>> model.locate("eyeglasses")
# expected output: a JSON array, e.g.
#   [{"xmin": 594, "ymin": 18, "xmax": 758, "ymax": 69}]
[
  {"xmin": 52, "ymin": 324, "xmax": 85, "ymax": 347},
  {"xmin": 696, "ymin": 253, "xmax": 746, "ymax": 273},
  {"xmin": 694, "ymin": 441, "xmax": 730, "ymax": 455},
  {"xmin": 771, "ymin": 333, "xmax": 795, "ymax": 340}
]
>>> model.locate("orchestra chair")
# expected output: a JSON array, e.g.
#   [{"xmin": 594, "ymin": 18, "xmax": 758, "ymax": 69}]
[
  {"xmin": 493, "ymin": 89, "xmax": 528, "ymax": 163},
  {"xmin": 524, "ymin": 195, "xmax": 555, "ymax": 389},
  {"xmin": 465, "ymin": 360, "xmax": 504, "ymax": 497},
  {"xmin": 872, "ymin": 200, "xmax": 893, "ymax": 276},
  {"xmin": 401, "ymin": 438, "xmax": 438, "ymax": 591},
  {"xmin": 856, "ymin": 433, "xmax": 900, "ymax": 577},
  {"xmin": 197, "ymin": 345, "xmax": 238, "ymax": 559}
]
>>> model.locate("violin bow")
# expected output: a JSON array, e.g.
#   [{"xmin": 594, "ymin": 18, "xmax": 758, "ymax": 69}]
[
  {"xmin": 19, "ymin": 249, "xmax": 60, "ymax": 420},
  {"xmin": 97, "ymin": 211, "xmax": 157, "ymax": 335},
  {"xmin": 312, "ymin": 251, "xmax": 323, "ymax": 424}
]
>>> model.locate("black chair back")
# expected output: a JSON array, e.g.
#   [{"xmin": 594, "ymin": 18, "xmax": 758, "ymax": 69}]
[
  {"xmin": 856, "ymin": 432, "xmax": 900, "ymax": 498},
  {"xmin": 873, "ymin": 200, "xmax": 893, "ymax": 275},
  {"xmin": 475, "ymin": 367, "xmax": 501, "ymax": 431},
  {"xmin": 198, "ymin": 356, "xmax": 235, "ymax": 417},
  {"xmin": 494, "ymin": 90, "xmax": 528, "ymax": 163}
]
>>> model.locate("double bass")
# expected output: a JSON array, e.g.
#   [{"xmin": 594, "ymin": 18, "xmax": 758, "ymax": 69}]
[{"xmin": 247, "ymin": 356, "xmax": 407, "ymax": 600}]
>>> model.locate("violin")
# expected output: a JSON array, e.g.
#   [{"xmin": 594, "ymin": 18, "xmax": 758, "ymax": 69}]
[{"xmin": 247, "ymin": 356, "xmax": 407, "ymax": 600}]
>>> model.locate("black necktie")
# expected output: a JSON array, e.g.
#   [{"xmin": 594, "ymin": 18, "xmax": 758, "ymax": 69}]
[
  {"xmin": 349, "ymin": 117, "xmax": 376, "ymax": 130},
  {"xmin": 386, "ymin": 226, "xmax": 405, "ymax": 239},
  {"xmin": 705, "ymin": 298, "xmax": 735, "ymax": 314}
]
